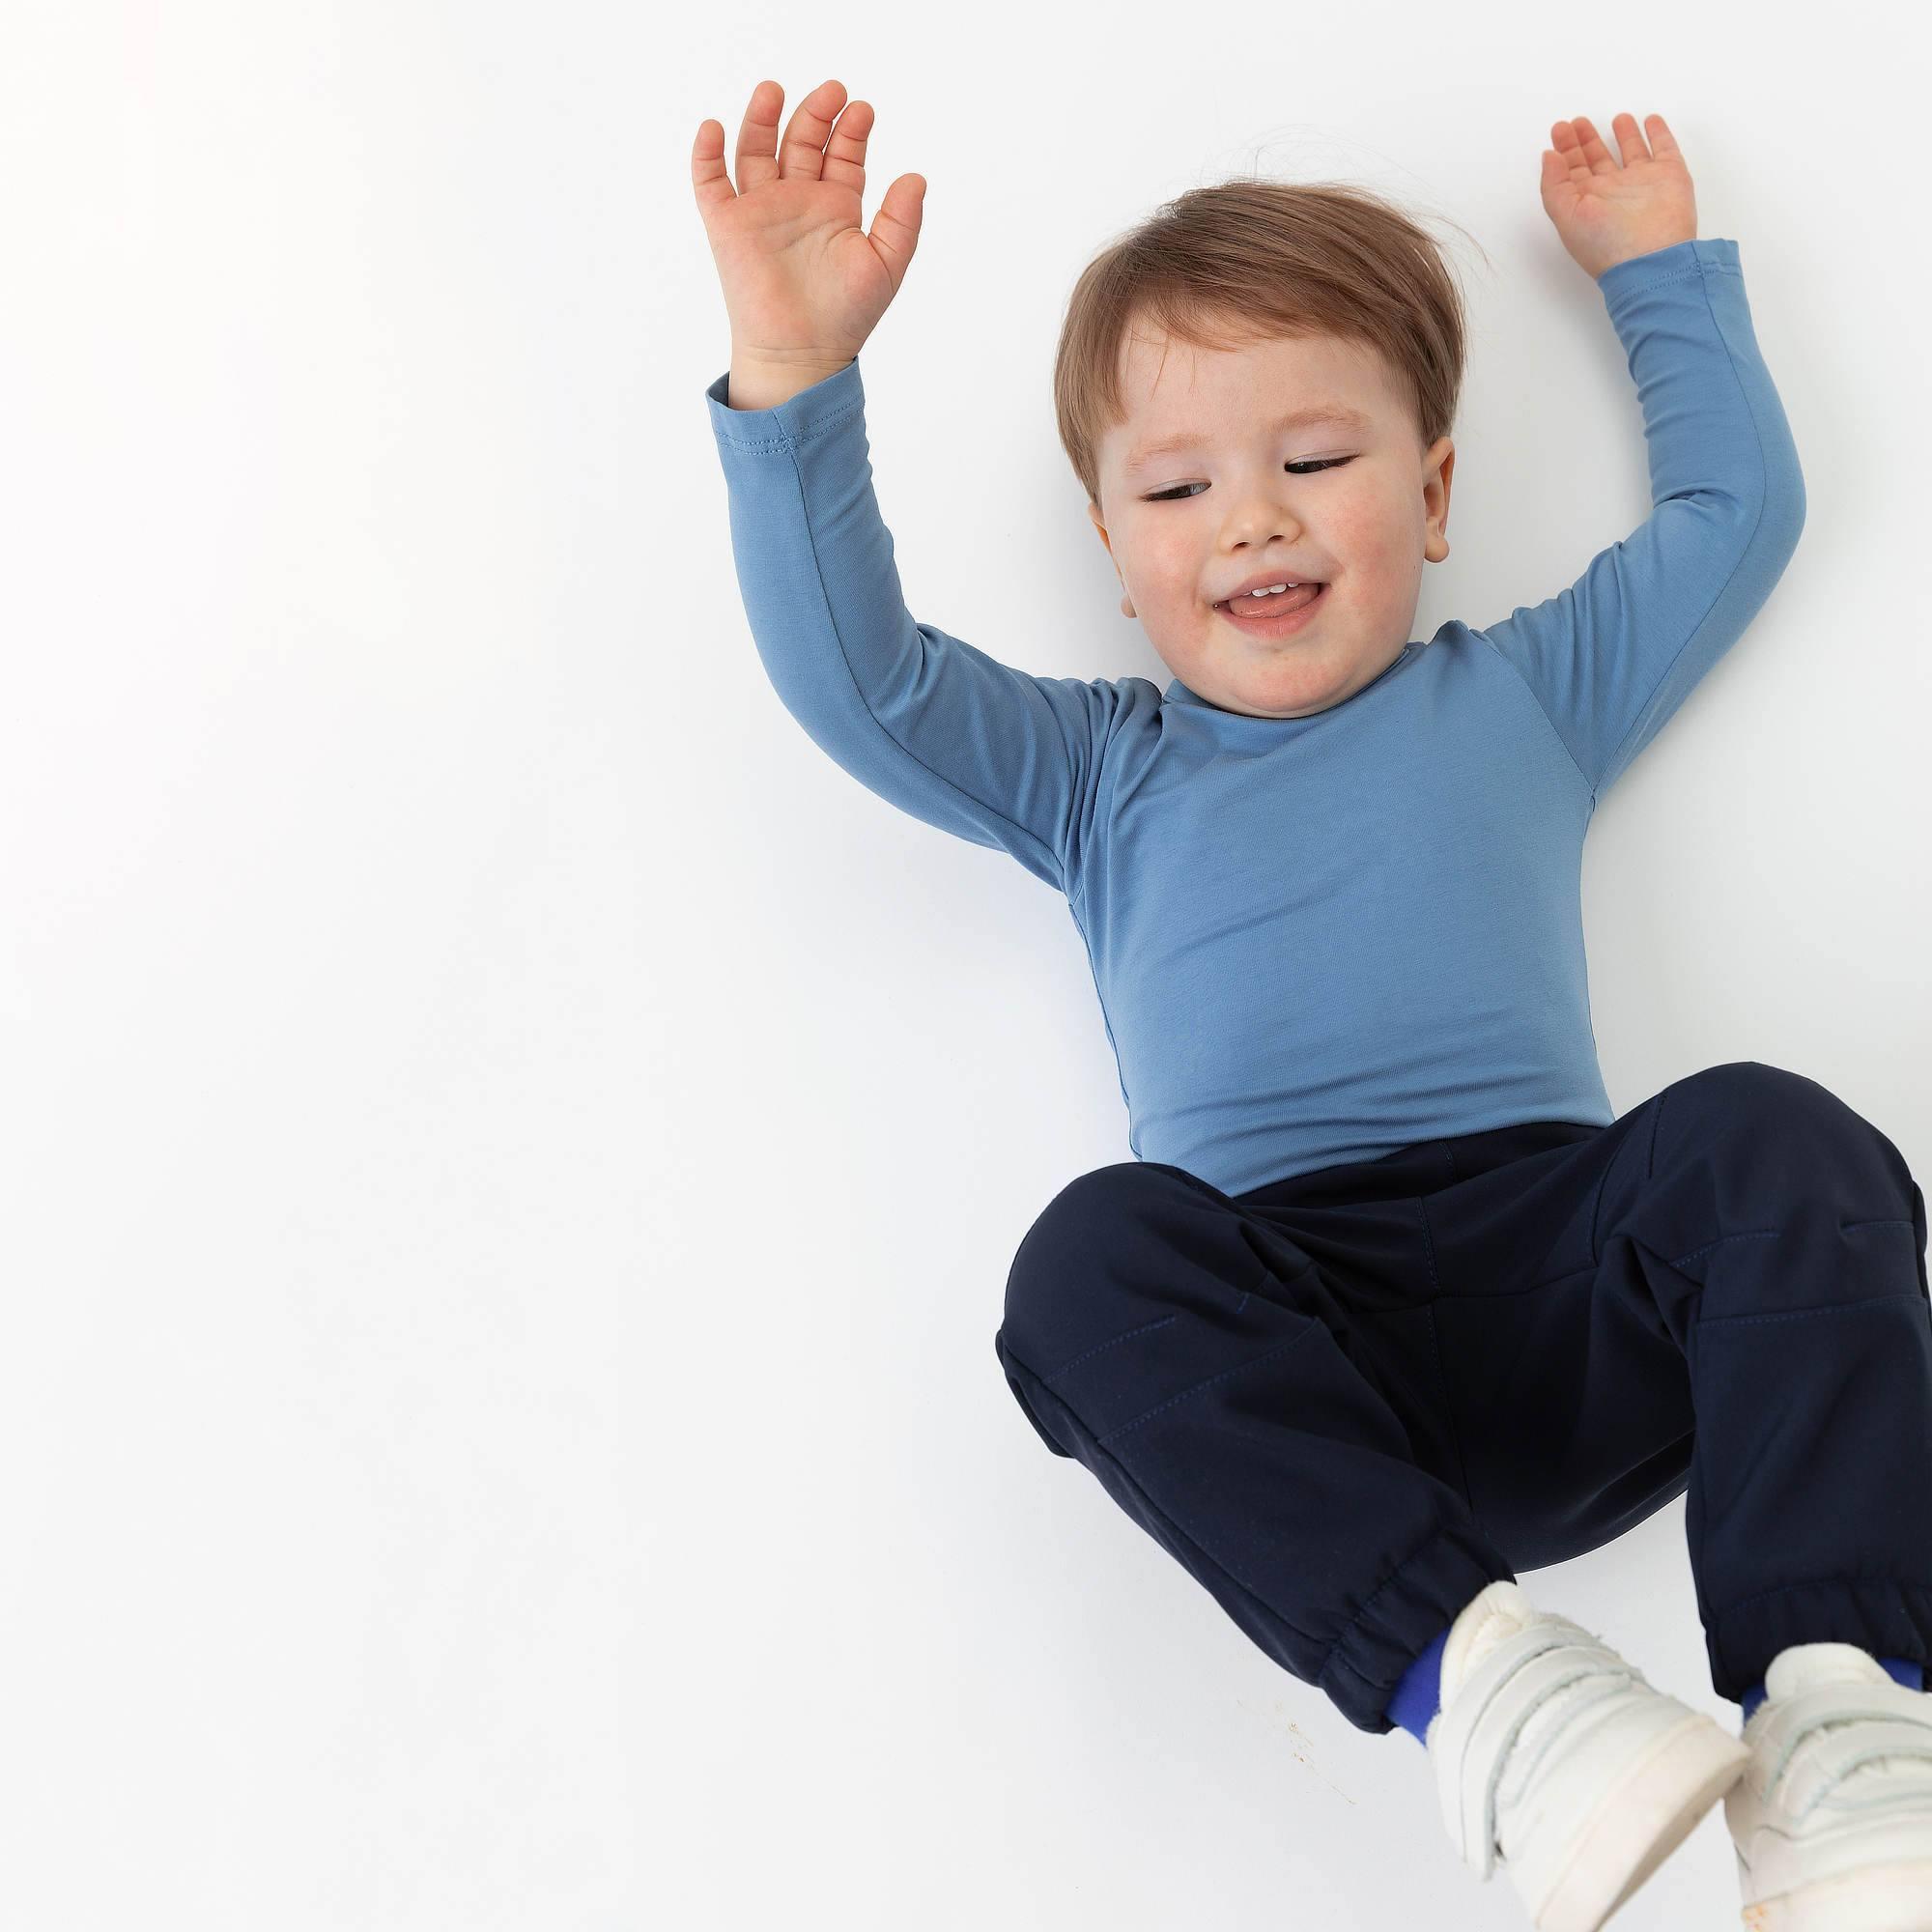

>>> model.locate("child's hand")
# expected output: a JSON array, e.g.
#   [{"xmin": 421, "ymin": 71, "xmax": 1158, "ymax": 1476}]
[
  {"xmin": 692, "ymin": 78, "xmax": 926, "ymax": 380},
  {"xmin": 1540, "ymin": 114, "xmax": 1697, "ymax": 281}
]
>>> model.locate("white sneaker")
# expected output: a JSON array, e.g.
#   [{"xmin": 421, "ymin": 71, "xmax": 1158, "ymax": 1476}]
[
  {"xmin": 1725, "ymin": 1641, "xmax": 1932, "ymax": 1931},
  {"xmin": 1427, "ymin": 1578, "xmax": 1752, "ymax": 1931}
]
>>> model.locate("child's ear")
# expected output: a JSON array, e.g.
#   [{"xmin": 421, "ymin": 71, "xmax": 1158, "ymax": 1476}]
[
  {"xmin": 1088, "ymin": 500, "xmax": 1134, "ymax": 615},
  {"xmin": 1422, "ymin": 437, "xmax": 1455, "ymax": 560}
]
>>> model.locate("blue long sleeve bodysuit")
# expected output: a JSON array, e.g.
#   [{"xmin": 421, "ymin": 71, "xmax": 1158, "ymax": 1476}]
[{"xmin": 704, "ymin": 238, "xmax": 1805, "ymax": 1200}]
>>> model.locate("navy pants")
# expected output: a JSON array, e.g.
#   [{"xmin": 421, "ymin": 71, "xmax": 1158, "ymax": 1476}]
[{"xmin": 993, "ymin": 1062, "xmax": 1932, "ymax": 1735}]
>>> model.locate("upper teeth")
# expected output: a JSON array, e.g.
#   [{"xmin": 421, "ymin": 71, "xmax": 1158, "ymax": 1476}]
[{"xmin": 1244, "ymin": 582, "xmax": 1297, "ymax": 597}]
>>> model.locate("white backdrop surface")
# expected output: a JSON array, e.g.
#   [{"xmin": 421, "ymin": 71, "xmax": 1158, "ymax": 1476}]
[{"xmin": 4, "ymin": 3, "xmax": 1928, "ymax": 1927}]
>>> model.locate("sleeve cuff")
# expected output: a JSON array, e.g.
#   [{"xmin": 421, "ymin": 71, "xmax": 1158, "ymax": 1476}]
[
  {"xmin": 1597, "ymin": 236, "xmax": 1740, "ymax": 307},
  {"xmin": 705, "ymin": 355, "xmax": 865, "ymax": 449}
]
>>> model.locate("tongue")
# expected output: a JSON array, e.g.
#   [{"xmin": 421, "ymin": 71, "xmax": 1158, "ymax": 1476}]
[{"xmin": 1225, "ymin": 584, "xmax": 1320, "ymax": 618}]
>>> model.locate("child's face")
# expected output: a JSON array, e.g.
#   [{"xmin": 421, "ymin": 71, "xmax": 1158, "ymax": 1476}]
[{"xmin": 1088, "ymin": 324, "xmax": 1455, "ymax": 719}]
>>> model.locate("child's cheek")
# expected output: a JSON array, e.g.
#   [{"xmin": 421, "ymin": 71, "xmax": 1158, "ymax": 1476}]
[
  {"xmin": 1139, "ymin": 521, "xmax": 1200, "ymax": 608},
  {"xmin": 1335, "ymin": 487, "xmax": 1416, "ymax": 604},
  {"xmin": 1329, "ymin": 489, "xmax": 1392, "ymax": 565}
]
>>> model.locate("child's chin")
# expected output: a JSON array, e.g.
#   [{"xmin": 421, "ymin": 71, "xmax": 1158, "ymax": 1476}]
[{"xmin": 1217, "ymin": 677, "xmax": 1351, "ymax": 720}]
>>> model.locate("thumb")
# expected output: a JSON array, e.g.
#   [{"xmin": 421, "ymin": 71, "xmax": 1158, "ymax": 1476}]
[{"xmin": 867, "ymin": 173, "xmax": 926, "ymax": 298}]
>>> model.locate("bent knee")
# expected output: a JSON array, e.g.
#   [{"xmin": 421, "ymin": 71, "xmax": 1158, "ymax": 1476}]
[
  {"xmin": 1000, "ymin": 1160, "xmax": 1200, "ymax": 1352},
  {"xmin": 1663, "ymin": 1061, "xmax": 1875, "ymax": 1151},
  {"xmin": 991, "ymin": 1324, "xmax": 1077, "ymax": 1458}
]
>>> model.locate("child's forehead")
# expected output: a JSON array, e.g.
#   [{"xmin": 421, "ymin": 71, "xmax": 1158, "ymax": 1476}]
[
  {"xmin": 1103, "ymin": 327, "xmax": 1405, "ymax": 465},
  {"xmin": 1113, "ymin": 324, "xmax": 1387, "ymax": 412}
]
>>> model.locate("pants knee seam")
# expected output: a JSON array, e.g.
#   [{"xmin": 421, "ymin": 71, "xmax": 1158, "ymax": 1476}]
[
  {"xmin": 1700, "ymin": 1289, "xmax": 1925, "ymax": 1329},
  {"xmin": 1037, "ymin": 1314, "xmax": 1178, "ymax": 1388},
  {"xmin": 1096, "ymin": 1328, "xmax": 1318, "ymax": 1444}
]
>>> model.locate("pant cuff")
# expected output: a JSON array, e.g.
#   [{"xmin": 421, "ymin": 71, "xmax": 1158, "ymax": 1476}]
[
  {"xmin": 1321, "ymin": 1524, "xmax": 1513, "ymax": 1735},
  {"xmin": 1708, "ymin": 1577, "xmax": 1932, "ymax": 1703}
]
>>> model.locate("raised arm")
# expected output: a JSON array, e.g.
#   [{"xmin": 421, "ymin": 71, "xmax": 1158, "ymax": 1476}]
[
  {"xmin": 693, "ymin": 78, "xmax": 1110, "ymax": 895},
  {"xmin": 1476, "ymin": 115, "xmax": 1805, "ymax": 801},
  {"xmin": 705, "ymin": 355, "xmax": 1112, "ymax": 894}
]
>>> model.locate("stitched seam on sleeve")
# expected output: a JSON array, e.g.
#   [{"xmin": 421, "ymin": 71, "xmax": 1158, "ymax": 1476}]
[
  {"xmin": 1601, "ymin": 259, "xmax": 1741, "ymax": 312},
  {"xmin": 1474, "ymin": 636, "xmax": 1598, "ymax": 801},
  {"xmin": 1065, "ymin": 691, "xmax": 1140, "ymax": 920},
  {"xmin": 711, "ymin": 394, "xmax": 867, "ymax": 453}
]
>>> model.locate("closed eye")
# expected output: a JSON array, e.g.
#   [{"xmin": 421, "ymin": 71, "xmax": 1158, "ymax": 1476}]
[{"xmin": 1145, "ymin": 457, "xmax": 1353, "ymax": 502}]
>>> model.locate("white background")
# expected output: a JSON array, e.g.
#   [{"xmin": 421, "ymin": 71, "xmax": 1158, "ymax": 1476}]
[{"xmin": 5, "ymin": 3, "xmax": 1928, "ymax": 1927}]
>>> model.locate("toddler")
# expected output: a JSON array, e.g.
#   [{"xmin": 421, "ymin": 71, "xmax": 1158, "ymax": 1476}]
[{"xmin": 692, "ymin": 81, "xmax": 1932, "ymax": 1930}]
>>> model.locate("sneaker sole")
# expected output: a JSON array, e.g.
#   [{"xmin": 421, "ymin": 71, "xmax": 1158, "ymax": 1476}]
[
  {"xmin": 1741, "ymin": 1858, "xmax": 1932, "ymax": 1932},
  {"xmin": 1532, "ymin": 1713, "xmax": 1753, "ymax": 1932}
]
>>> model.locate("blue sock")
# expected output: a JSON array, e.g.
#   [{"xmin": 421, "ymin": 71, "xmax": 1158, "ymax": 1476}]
[
  {"xmin": 1740, "ymin": 1653, "xmax": 1924, "ymax": 1724},
  {"xmin": 1387, "ymin": 1620, "xmax": 1451, "ymax": 1745}
]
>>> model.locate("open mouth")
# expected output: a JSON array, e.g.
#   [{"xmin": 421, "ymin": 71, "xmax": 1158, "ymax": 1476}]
[{"xmin": 1215, "ymin": 582, "xmax": 1327, "ymax": 633}]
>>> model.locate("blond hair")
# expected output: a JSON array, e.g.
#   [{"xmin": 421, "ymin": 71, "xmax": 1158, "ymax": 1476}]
[{"xmin": 1054, "ymin": 178, "xmax": 1485, "ymax": 506}]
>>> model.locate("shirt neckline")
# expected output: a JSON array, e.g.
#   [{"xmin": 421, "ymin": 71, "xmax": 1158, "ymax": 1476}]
[{"xmin": 1163, "ymin": 641, "xmax": 1418, "ymax": 716}]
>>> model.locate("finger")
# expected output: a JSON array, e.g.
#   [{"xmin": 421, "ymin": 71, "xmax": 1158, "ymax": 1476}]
[
  {"xmin": 822, "ymin": 97, "xmax": 875, "ymax": 195},
  {"xmin": 1644, "ymin": 112, "xmax": 1682, "ymax": 163},
  {"xmin": 1548, "ymin": 119, "xmax": 1591, "ymax": 177},
  {"xmin": 1570, "ymin": 115, "xmax": 1621, "ymax": 174},
  {"xmin": 692, "ymin": 117, "xmax": 735, "ymax": 215},
  {"xmin": 776, "ymin": 76, "xmax": 849, "ymax": 183},
  {"xmin": 1609, "ymin": 111, "xmax": 1653, "ymax": 165},
  {"xmin": 866, "ymin": 172, "xmax": 926, "ymax": 298},
  {"xmin": 733, "ymin": 78, "xmax": 784, "ymax": 193}
]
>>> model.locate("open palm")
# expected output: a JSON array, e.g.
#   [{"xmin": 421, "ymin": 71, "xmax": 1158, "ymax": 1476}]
[
  {"xmin": 692, "ymin": 78, "xmax": 926, "ymax": 366},
  {"xmin": 1540, "ymin": 113, "xmax": 1697, "ymax": 281}
]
